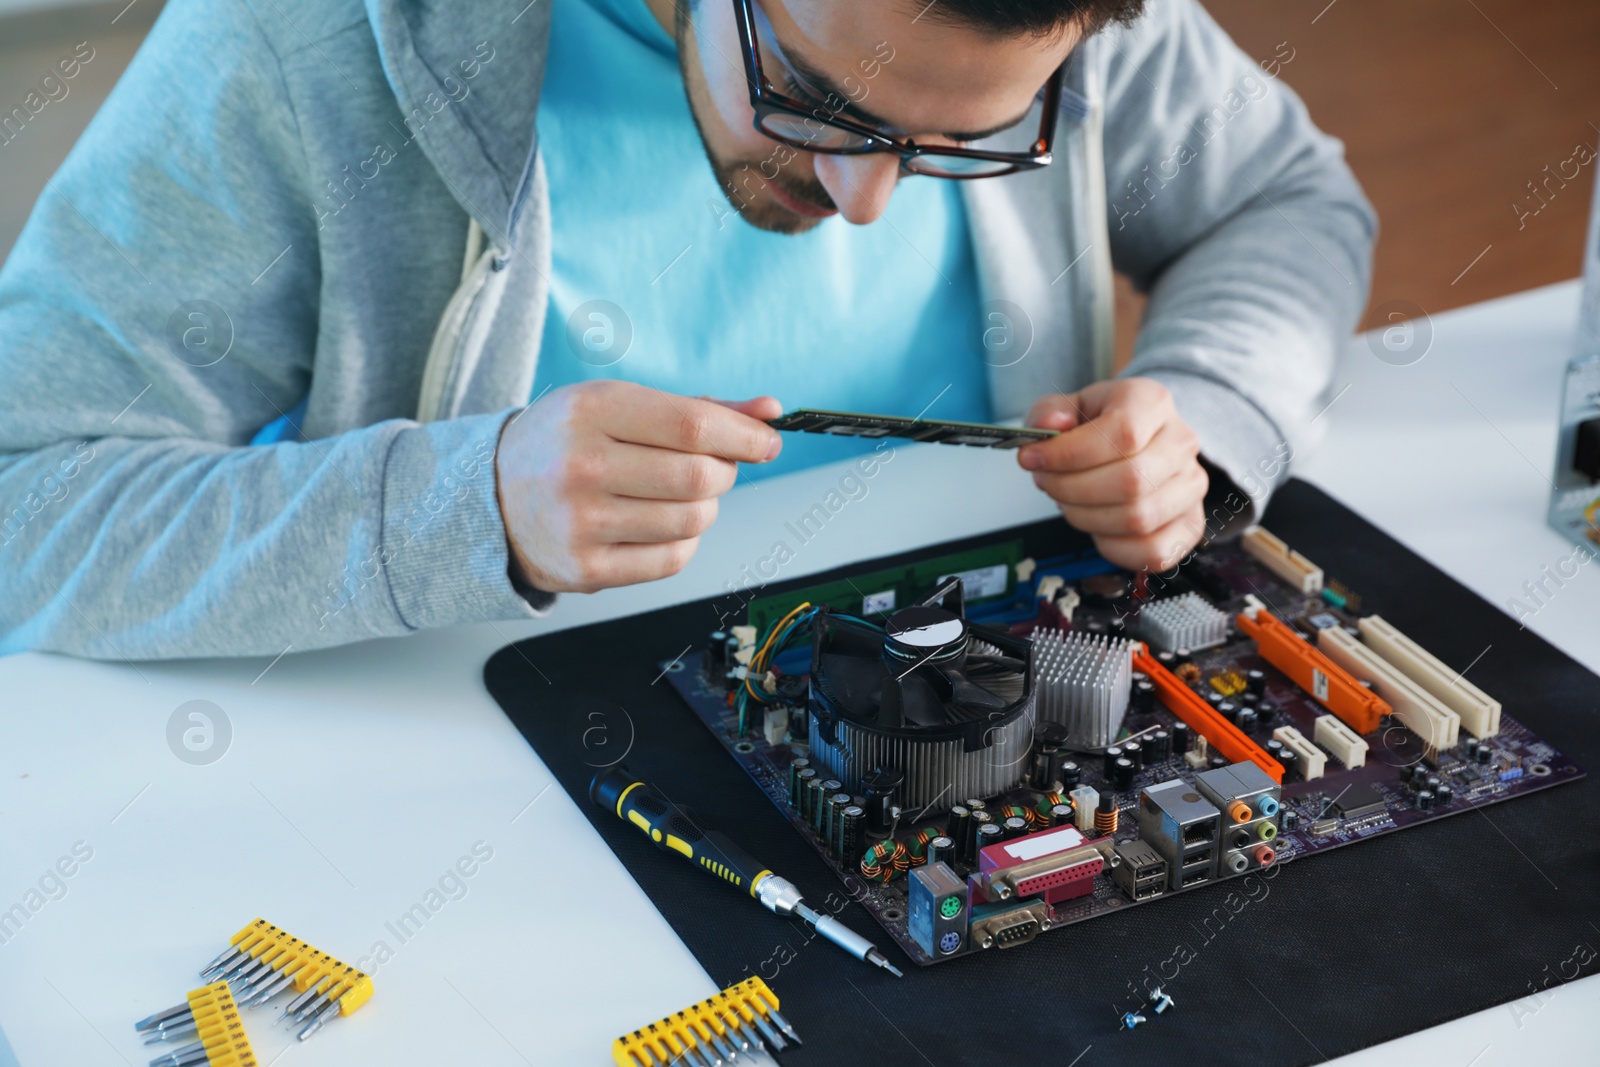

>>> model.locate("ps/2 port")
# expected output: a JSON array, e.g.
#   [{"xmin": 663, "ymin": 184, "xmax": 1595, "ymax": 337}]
[
  {"xmin": 939, "ymin": 895, "xmax": 963, "ymax": 920},
  {"xmin": 938, "ymin": 930, "xmax": 962, "ymax": 954}
]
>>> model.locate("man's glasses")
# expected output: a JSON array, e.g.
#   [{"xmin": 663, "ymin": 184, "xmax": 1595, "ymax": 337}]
[{"xmin": 732, "ymin": 0, "xmax": 1063, "ymax": 179}]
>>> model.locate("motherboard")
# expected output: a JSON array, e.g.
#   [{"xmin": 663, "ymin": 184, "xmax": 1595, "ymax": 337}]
[{"xmin": 662, "ymin": 527, "xmax": 1584, "ymax": 967}]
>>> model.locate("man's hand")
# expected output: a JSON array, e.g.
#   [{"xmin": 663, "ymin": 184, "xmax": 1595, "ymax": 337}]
[
  {"xmin": 496, "ymin": 381, "xmax": 782, "ymax": 594},
  {"xmin": 1018, "ymin": 378, "xmax": 1209, "ymax": 573}
]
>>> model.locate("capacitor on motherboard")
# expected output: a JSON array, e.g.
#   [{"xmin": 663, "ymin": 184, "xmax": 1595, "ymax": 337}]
[
  {"xmin": 1145, "ymin": 730, "xmax": 1171, "ymax": 763},
  {"xmin": 1103, "ymin": 745, "xmax": 1125, "ymax": 778},
  {"xmin": 816, "ymin": 780, "xmax": 843, "ymax": 830},
  {"xmin": 1264, "ymin": 739, "xmax": 1285, "ymax": 759},
  {"xmin": 1424, "ymin": 776, "xmax": 1441, "ymax": 795},
  {"xmin": 787, "ymin": 759, "xmax": 811, "ymax": 809},
  {"xmin": 1216, "ymin": 700, "xmax": 1238, "ymax": 725},
  {"xmin": 1001, "ymin": 815, "xmax": 1030, "ymax": 841},
  {"xmin": 1207, "ymin": 690, "xmax": 1226, "ymax": 708},
  {"xmin": 1463, "ymin": 737, "xmax": 1479, "ymax": 761},
  {"xmin": 1246, "ymin": 669, "xmax": 1267, "ymax": 697},
  {"xmin": 794, "ymin": 768, "xmax": 818, "ymax": 819},
  {"xmin": 1476, "ymin": 744, "xmax": 1493, "ymax": 765},
  {"xmin": 1094, "ymin": 794, "xmax": 1119, "ymax": 835},
  {"xmin": 976, "ymin": 821, "xmax": 1004, "ymax": 854},
  {"xmin": 1122, "ymin": 740, "xmax": 1144, "ymax": 769},
  {"xmin": 825, "ymin": 793, "xmax": 851, "ymax": 851},
  {"xmin": 1277, "ymin": 748, "xmax": 1299, "ymax": 780},
  {"xmin": 1236, "ymin": 708, "xmax": 1258, "ymax": 736},
  {"xmin": 1281, "ymin": 808, "xmax": 1299, "ymax": 831},
  {"xmin": 838, "ymin": 806, "xmax": 865, "ymax": 867},
  {"xmin": 1171, "ymin": 722, "xmax": 1192, "ymax": 755},
  {"xmin": 861, "ymin": 767, "xmax": 904, "ymax": 835},
  {"xmin": 1256, "ymin": 701, "xmax": 1279, "ymax": 728},
  {"xmin": 963, "ymin": 810, "xmax": 994, "ymax": 865},
  {"xmin": 1415, "ymin": 789, "xmax": 1434, "ymax": 811},
  {"xmin": 807, "ymin": 777, "xmax": 831, "ymax": 829},
  {"xmin": 1111, "ymin": 757, "xmax": 1136, "ymax": 792},
  {"xmin": 947, "ymin": 805, "xmax": 972, "ymax": 859},
  {"xmin": 1132, "ymin": 676, "xmax": 1156, "ymax": 714},
  {"xmin": 1030, "ymin": 722, "xmax": 1070, "ymax": 791},
  {"xmin": 926, "ymin": 836, "xmax": 956, "ymax": 868},
  {"xmin": 1435, "ymin": 784, "xmax": 1453, "ymax": 804},
  {"xmin": 1157, "ymin": 650, "xmax": 1176, "ymax": 669},
  {"xmin": 1048, "ymin": 803, "xmax": 1074, "ymax": 828},
  {"xmin": 1058, "ymin": 760, "xmax": 1083, "ymax": 790}
]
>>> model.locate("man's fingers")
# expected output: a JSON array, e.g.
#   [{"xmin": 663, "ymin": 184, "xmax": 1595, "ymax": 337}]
[
  {"xmin": 599, "ymin": 441, "xmax": 739, "ymax": 501},
  {"xmin": 702, "ymin": 395, "xmax": 784, "ymax": 422},
  {"xmin": 1021, "ymin": 400, "xmax": 1171, "ymax": 473},
  {"xmin": 1030, "ymin": 422, "xmax": 1200, "ymax": 505},
  {"xmin": 580, "ymin": 538, "xmax": 702, "ymax": 589},
  {"xmin": 1055, "ymin": 462, "xmax": 1208, "ymax": 537},
  {"xmin": 1091, "ymin": 504, "xmax": 1208, "ymax": 573},
  {"xmin": 584, "ymin": 381, "xmax": 782, "ymax": 463},
  {"xmin": 572, "ymin": 496, "xmax": 719, "ymax": 546}
]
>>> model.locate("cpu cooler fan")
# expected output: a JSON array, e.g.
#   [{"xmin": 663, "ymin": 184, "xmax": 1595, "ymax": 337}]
[{"xmin": 806, "ymin": 578, "xmax": 1036, "ymax": 810}]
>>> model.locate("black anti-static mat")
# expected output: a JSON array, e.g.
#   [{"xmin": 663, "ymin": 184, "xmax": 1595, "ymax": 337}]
[{"xmin": 484, "ymin": 480, "xmax": 1600, "ymax": 1067}]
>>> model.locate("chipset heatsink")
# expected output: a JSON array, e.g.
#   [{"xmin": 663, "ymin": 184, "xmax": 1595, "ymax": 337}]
[
  {"xmin": 1033, "ymin": 630, "xmax": 1133, "ymax": 750},
  {"xmin": 1138, "ymin": 593, "xmax": 1231, "ymax": 653}
]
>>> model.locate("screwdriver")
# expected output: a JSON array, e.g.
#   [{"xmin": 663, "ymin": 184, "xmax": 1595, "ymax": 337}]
[{"xmin": 590, "ymin": 765, "xmax": 903, "ymax": 978}]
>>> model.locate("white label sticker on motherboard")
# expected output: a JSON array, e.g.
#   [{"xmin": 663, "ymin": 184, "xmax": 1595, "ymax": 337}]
[
  {"xmin": 861, "ymin": 589, "xmax": 896, "ymax": 615},
  {"xmin": 938, "ymin": 564, "xmax": 1008, "ymax": 601},
  {"xmin": 1313, "ymin": 668, "xmax": 1330, "ymax": 701}
]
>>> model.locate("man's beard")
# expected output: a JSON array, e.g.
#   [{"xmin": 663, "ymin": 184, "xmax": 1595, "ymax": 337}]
[{"xmin": 673, "ymin": 2, "xmax": 838, "ymax": 235}]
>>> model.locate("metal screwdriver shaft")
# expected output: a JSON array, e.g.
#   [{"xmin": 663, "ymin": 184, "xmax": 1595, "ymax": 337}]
[{"xmin": 591, "ymin": 765, "xmax": 904, "ymax": 979}]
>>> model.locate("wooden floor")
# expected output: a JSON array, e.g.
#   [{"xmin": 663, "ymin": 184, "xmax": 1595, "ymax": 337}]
[{"xmin": 1119, "ymin": 0, "xmax": 1600, "ymax": 357}]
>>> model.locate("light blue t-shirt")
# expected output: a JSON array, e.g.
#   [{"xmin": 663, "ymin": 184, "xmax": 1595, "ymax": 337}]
[{"xmin": 533, "ymin": 0, "xmax": 990, "ymax": 480}]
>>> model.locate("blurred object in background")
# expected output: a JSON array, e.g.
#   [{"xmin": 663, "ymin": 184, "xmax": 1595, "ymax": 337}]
[
  {"xmin": 0, "ymin": 0, "xmax": 164, "ymax": 262},
  {"xmin": 1, "ymin": 0, "xmax": 1594, "ymax": 349}
]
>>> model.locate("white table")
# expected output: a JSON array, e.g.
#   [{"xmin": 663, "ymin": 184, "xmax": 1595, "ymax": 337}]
[{"xmin": 1, "ymin": 282, "xmax": 1595, "ymax": 1067}]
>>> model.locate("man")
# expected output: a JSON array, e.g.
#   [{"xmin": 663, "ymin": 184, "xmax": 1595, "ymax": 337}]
[{"xmin": 0, "ymin": 0, "xmax": 1373, "ymax": 658}]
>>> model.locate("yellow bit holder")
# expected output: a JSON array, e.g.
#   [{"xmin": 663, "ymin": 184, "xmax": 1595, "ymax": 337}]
[
  {"xmin": 611, "ymin": 977, "xmax": 780, "ymax": 1067},
  {"xmin": 185, "ymin": 982, "xmax": 257, "ymax": 1067},
  {"xmin": 219, "ymin": 918, "xmax": 374, "ymax": 1017}
]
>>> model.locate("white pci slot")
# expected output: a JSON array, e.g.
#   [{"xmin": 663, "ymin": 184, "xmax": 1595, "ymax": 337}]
[
  {"xmin": 1317, "ymin": 627, "xmax": 1461, "ymax": 753},
  {"xmin": 1356, "ymin": 616, "xmax": 1502, "ymax": 738},
  {"xmin": 1313, "ymin": 714, "xmax": 1369, "ymax": 768},
  {"xmin": 1272, "ymin": 725, "xmax": 1327, "ymax": 781},
  {"xmin": 1240, "ymin": 527, "xmax": 1324, "ymax": 594}
]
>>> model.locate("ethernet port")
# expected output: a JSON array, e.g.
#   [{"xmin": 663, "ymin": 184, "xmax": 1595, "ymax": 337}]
[{"xmin": 1183, "ymin": 818, "xmax": 1217, "ymax": 847}]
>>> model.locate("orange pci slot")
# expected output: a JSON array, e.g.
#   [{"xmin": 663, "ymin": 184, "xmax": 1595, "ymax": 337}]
[
  {"xmin": 1234, "ymin": 610, "xmax": 1390, "ymax": 734},
  {"xmin": 1132, "ymin": 645, "xmax": 1284, "ymax": 784}
]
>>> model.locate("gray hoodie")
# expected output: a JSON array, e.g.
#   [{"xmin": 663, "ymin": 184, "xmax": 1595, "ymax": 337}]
[{"xmin": 0, "ymin": 0, "xmax": 1374, "ymax": 659}]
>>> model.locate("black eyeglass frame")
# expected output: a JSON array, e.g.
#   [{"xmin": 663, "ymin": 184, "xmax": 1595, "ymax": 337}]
[{"xmin": 731, "ymin": 0, "xmax": 1064, "ymax": 178}]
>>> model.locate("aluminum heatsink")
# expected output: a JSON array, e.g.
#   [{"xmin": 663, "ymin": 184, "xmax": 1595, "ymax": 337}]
[
  {"xmin": 1138, "ymin": 593, "xmax": 1230, "ymax": 652},
  {"xmin": 1033, "ymin": 629, "xmax": 1133, "ymax": 750}
]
